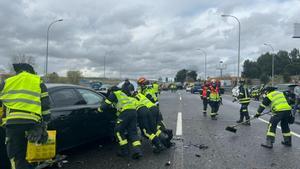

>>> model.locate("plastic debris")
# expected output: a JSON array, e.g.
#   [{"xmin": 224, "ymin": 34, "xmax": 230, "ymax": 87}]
[{"xmin": 165, "ymin": 161, "xmax": 171, "ymax": 166}]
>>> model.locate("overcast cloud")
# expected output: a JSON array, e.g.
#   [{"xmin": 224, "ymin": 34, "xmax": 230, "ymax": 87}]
[{"xmin": 0, "ymin": 0, "xmax": 300, "ymax": 80}]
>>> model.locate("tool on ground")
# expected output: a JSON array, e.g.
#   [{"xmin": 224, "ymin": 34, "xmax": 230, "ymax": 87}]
[{"xmin": 225, "ymin": 111, "xmax": 270, "ymax": 133}]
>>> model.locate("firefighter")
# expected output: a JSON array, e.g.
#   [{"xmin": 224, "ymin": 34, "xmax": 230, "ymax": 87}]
[
  {"xmin": 207, "ymin": 79, "xmax": 222, "ymax": 120},
  {"xmin": 200, "ymin": 81, "xmax": 210, "ymax": 116},
  {"xmin": 254, "ymin": 86, "xmax": 292, "ymax": 148},
  {"xmin": 98, "ymin": 86, "xmax": 143, "ymax": 159},
  {"xmin": 0, "ymin": 63, "xmax": 50, "ymax": 169},
  {"xmin": 236, "ymin": 79, "xmax": 251, "ymax": 125},
  {"xmin": 137, "ymin": 77, "xmax": 173, "ymax": 147},
  {"xmin": 131, "ymin": 86, "xmax": 166, "ymax": 153}
]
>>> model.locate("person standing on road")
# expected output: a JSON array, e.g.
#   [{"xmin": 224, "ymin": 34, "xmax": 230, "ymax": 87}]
[
  {"xmin": 236, "ymin": 79, "xmax": 251, "ymax": 125},
  {"xmin": 0, "ymin": 63, "xmax": 50, "ymax": 169},
  {"xmin": 200, "ymin": 81, "xmax": 210, "ymax": 116},
  {"xmin": 254, "ymin": 86, "xmax": 293, "ymax": 149},
  {"xmin": 98, "ymin": 86, "xmax": 143, "ymax": 159},
  {"xmin": 152, "ymin": 81, "xmax": 160, "ymax": 97},
  {"xmin": 207, "ymin": 79, "xmax": 222, "ymax": 120}
]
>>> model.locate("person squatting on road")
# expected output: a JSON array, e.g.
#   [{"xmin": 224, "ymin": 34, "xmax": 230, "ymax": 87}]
[
  {"xmin": 0, "ymin": 63, "xmax": 50, "ymax": 169},
  {"xmin": 137, "ymin": 77, "xmax": 173, "ymax": 146},
  {"xmin": 236, "ymin": 79, "xmax": 251, "ymax": 125},
  {"xmin": 200, "ymin": 81, "xmax": 210, "ymax": 116},
  {"xmin": 207, "ymin": 79, "xmax": 222, "ymax": 120},
  {"xmin": 98, "ymin": 86, "xmax": 143, "ymax": 159},
  {"xmin": 254, "ymin": 86, "xmax": 293, "ymax": 149}
]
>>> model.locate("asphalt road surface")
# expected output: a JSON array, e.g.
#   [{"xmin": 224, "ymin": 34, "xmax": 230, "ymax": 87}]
[{"xmin": 51, "ymin": 90, "xmax": 300, "ymax": 169}]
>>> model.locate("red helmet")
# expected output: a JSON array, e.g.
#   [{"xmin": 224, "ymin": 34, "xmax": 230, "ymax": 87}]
[{"xmin": 137, "ymin": 77, "xmax": 147, "ymax": 85}]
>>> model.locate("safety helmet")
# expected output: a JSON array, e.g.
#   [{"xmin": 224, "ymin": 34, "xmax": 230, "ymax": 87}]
[
  {"xmin": 211, "ymin": 79, "xmax": 216, "ymax": 83},
  {"xmin": 13, "ymin": 63, "xmax": 35, "ymax": 74},
  {"xmin": 137, "ymin": 77, "xmax": 147, "ymax": 86}
]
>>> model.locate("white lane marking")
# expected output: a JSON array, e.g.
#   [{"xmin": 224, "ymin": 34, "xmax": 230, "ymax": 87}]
[
  {"xmin": 176, "ymin": 112, "xmax": 183, "ymax": 136},
  {"xmin": 257, "ymin": 117, "xmax": 300, "ymax": 138},
  {"xmin": 179, "ymin": 96, "xmax": 182, "ymax": 101}
]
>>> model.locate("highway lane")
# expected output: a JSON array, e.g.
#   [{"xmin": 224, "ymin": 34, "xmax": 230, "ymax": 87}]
[{"xmin": 52, "ymin": 90, "xmax": 300, "ymax": 169}]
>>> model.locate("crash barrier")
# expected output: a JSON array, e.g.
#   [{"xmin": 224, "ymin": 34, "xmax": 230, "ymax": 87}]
[{"xmin": 26, "ymin": 130, "xmax": 56, "ymax": 162}]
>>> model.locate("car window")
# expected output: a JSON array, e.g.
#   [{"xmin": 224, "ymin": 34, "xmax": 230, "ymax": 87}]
[
  {"xmin": 77, "ymin": 89, "xmax": 104, "ymax": 105},
  {"xmin": 50, "ymin": 88, "xmax": 85, "ymax": 108}
]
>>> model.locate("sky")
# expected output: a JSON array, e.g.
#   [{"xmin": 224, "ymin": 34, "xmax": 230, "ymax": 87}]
[{"xmin": 0, "ymin": 0, "xmax": 300, "ymax": 80}]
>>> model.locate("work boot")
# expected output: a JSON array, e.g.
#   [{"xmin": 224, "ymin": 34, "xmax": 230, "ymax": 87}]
[
  {"xmin": 281, "ymin": 136, "xmax": 292, "ymax": 147},
  {"xmin": 131, "ymin": 146, "xmax": 143, "ymax": 160},
  {"xmin": 159, "ymin": 132, "xmax": 172, "ymax": 148},
  {"xmin": 236, "ymin": 120, "xmax": 243, "ymax": 123},
  {"xmin": 165, "ymin": 129, "xmax": 173, "ymax": 141},
  {"xmin": 117, "ymin": 145, "xmax": 129, "ymax": 157},
  {"xmin": 244, "ymin": 117, "xmax": 251, "ymax": 126},
  {"xmin": 211, "ymin": 115, "xmax": 217, "ymax": 120},
  {"xmin": 152, "ymin": 137, "xmax": 166, "ymax": 153},
  {"xmin": 261, "ymin": 137, "xmax": 274, "ymax": 149}
]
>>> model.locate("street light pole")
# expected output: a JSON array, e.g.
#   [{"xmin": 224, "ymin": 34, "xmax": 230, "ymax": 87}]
[
  {"xmin": 221, "ymin": 14, "xmax": 241, "ymax": 82},
  {"xmin": 264, "ymin": 43, "xmax": 275, "ymax": 86},
  {"xmin": 45, "ymin": 19, "xmax": 63, "ymax": 77},
  {"xmin": 197, "ymin": 49, "xmax": 207, "ymax": 80}
]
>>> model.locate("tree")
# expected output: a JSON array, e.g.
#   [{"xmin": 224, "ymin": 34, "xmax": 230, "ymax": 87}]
[
  {"xmin": 67, "ymin": 71, "xmax": 82, "ymax": 84},
  {"xmin": 259, "ymin": 73, "xmax": 270, "ymax": 84},
  {"xmin": 290, "ymin": 48, "xmax": 300, "ymax": 63},
  {"xmin": 175, "ymin": 69, "xmax": 188, "ymax": 83},
  {"xmin": 242, "ymin": 60, "xmax": 260, "ymax": 78},
  {"xmin": 186, "ymin": 70, "xmax": 197, "ymax": 82},
  {"xmin": 47, "ymin": 72, "xmax": 60, "ymax": 83}
]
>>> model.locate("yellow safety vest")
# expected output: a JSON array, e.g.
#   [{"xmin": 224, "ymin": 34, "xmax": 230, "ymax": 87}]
[
  {"xmin": 152, "ymin": 83, "xmax": 159, "ymax": 93},
  {"xmin": 143, "ymin": 88, "xmax": 158, "ymax": 102},
  {"xmin": 135, "ymin": 93, "xmax": 155, "ymax": 109},
  {"xmin": 113, "ymin": 91, "xmax": 136, "ymax": 115},
  {"xmin": 267, "ymin": 91, "xmax": 291, "ymax": 112},
  {"xmin": 209, "ymin": 90, "xmax": 220, "ymax": 101},
  {"xmin": 0, "ymin": 71, "xmax": 42, "ymax": 123}
]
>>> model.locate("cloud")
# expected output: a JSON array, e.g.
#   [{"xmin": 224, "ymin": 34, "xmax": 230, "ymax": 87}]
[{"xmin": 0, "ymin": 0, "xmax": 300, "ymax": 80}]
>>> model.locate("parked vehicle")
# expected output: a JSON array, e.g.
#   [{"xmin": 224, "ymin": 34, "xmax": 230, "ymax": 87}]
[
  {"xmin": 98, "ymin": 84, "xmax": 113, "ymax": 96},
  {"xmin": 191, "ymin": 82, "xmax": 201, "ymax": 94},
  {"xmin": 0, "ymin": 84, "xmax": 116, "ymax": 167},
  {"xmin": 186, "ymin": 85, "xmax": 192, "ymax": 92}
]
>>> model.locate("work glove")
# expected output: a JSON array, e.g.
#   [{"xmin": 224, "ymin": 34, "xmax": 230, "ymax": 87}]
[
  {"xmin": 26, "ymin": 122, "xmax": 48, "ymax": 144},
  {"xmin": 254, "ymin": 113, "xmax": 261, "ymax": 118},
  {"xmin": 98, "ymin": 107, "xmax": 103, "ymax": 113}
]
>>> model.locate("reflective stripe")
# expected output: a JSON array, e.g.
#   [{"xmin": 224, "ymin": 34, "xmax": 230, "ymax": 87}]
[
  {"xmin": 156, "ymin": 129, "xmax": 162, "ymax": 136},
  {"xmin": 41, "ymin": 92, "xmax": 48, "ymax": 98},
  {"xmin": 5, "ymin": 112, "xmax": 41, "ymax": 122},
  {"xmin": 283, "ymin": 132, "xmax": 292, "ymax": 137},
  {"xmin": 2, "ymin": 99, "xmax": 41, "ymax": 106},
  {"xmin": 267, "ymin": 123, "xmax": 275, "ymax": 137},
  {"xmin": 42, "ymin": 110, "xmax": 50, "ymax": 115},
  {"xmin": 260, "ymin": 104, "xmax": 266, "ymax": 108},
  {"xmin": 116, "ymin": 132, "xmax": 128, "ymax": 146},
  {"xmin": 105, "ymin": 99, "xmax": 112, "ymax": 104},
  {"xmin": 210, "ymin": 112, "xmax": 217, "ymax": 115},
  {"xmin": 149, "ymin": 134, "xmax": 156, "ymax": 140},
  {"xmin": 10, "ymin": 158, "xmax": 16, "ymax": 169},
  {"xmin": 0, "ymin": 90, "xmax": 41, "ymax": 97},
  {"xmin": 132, "ymin": 141, "xmax": 141, "ymax": 147}
]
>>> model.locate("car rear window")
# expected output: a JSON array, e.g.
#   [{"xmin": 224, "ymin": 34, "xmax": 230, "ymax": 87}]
[
  {"xmin": 77, "ymin": 89, "xmax": 104, "ymax": 105},
  {"xmin": 50, "ymin": 88, "xmax": 85, "ymax": 108}
]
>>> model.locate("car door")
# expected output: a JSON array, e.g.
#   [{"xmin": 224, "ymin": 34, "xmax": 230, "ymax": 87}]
[
  {"xmin": 76, "ymin": 88, "xmax": 115, "ymax": 141},
  {"xmin": 48, "ymin": 87, "xmax": 86, "ymax": 151}
]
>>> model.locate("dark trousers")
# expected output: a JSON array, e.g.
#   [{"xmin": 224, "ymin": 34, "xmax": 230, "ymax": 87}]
[
  {"xmin": 149, "ymin": 106, "xmax": 166, "ymax": 131},
  {"xmin": 0, "ymin": 127, "xmax": 11, "ymax": 169},
  {"xmin": 115, "ymin": 109, "xmax": 140, "ymax": 147},
  {"xmin": 137, "ymin": 106, "xmax": 157, "ymax": 140},
  {"xmin": 209, "ymin": 101, "xmax": 220, "ymax": 116},
  {"xmin": 202, "ymin": 98, "xmax": 208, "ymax": 112},
  {"xmin": 267, "ymin": 110, "xmax": 291, "ymax": 140},
  {"xmin": 5, "ymin": 124, "xmax": 35, "ymax": 169},
  {"xmin": 239, "ymin": 103, "xmax": 250, "ymax": 121}
]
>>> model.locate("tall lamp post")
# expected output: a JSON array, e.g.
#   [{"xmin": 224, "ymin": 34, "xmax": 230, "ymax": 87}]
[
  {"xmin": 264, "ymin": 43, "xmax": 275, "ymax": 86},
  {"xmin": 221, "ymin": 14, "xmax": 241, "ymax": 82},
  {"xmin": 45, "ymin": 19, "xmax": 63, "ymax": 77},
  {"xmin": 197, "ymin": 49, "xmax": 207, "ymax": 80}
]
